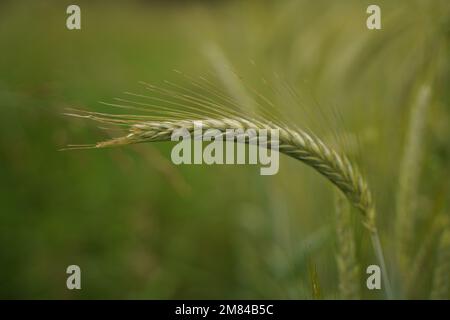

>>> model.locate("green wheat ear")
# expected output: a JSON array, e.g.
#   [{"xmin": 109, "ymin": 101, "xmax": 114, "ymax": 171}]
[{"xmin": 66, "ymin": 78, "xmax": 392, "ymax": 298}]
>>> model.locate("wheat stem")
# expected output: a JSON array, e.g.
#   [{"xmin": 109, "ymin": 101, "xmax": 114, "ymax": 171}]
[{"xmin": 370, "ymin": 229, "xmax": 393, "ymax": 299}]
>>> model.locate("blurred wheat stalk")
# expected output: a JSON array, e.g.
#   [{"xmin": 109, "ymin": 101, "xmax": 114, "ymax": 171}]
[
  {"xmin": 335, "ymin": 193, "xmax": 360, "ymax": 299},
  {"xmin": 396, "ymin": 86, "xmax": 431, "ymax": 273}
]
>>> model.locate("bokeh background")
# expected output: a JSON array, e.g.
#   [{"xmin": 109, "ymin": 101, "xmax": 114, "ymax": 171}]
[{"xmin": 0, "ymin": 0, "xmax": 448, "ymax": 299}]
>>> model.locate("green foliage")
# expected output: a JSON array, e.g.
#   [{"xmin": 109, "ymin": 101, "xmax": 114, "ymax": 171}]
[{"xmin": 0, "ymin": 0, "xmax": 448, "ymax": 299}]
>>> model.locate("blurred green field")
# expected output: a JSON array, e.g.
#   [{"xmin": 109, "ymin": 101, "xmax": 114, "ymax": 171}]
[{"xmin": 0, "ymin": 0, "xmax": 449, "ymax": 299}]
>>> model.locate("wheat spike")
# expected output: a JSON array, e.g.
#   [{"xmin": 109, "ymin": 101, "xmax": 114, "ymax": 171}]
[
  {"xmin": 87, "ymin": 117, "xmax": 375, "ymax": 230},
  {"xmin": 66, "ymin": 78, "xmax": 392, "ymax": 297},
  {"xmin": 69, "ymin": 111, "xmax": 392, "ymax": 296}
]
